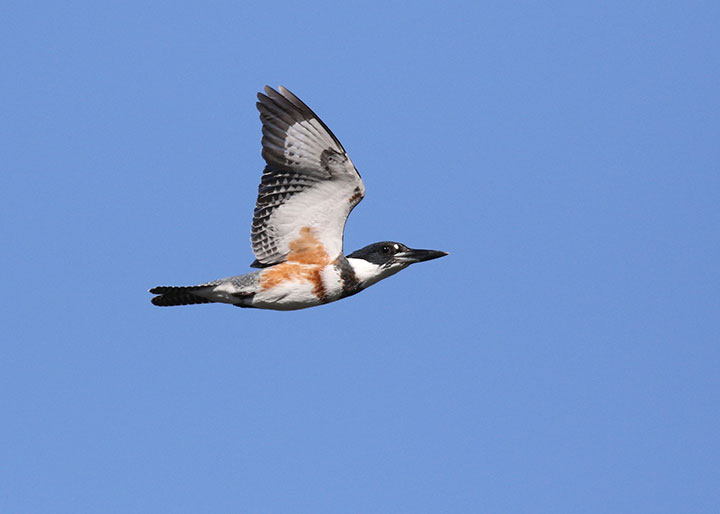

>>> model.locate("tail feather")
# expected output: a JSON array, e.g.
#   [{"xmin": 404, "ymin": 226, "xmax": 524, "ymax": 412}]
[{"xmin": 149, "ymin": 285, "xmax": 213, "ymax": 307}]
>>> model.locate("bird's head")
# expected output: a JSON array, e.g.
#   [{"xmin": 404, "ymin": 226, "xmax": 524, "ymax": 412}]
[{"xmin": 346, "ymin": 241, "xmax": 448, "ymax": 287}]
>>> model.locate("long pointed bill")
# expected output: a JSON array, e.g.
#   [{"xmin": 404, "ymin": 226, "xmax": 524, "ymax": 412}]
[{"xmin": 395, "ymin": 248, "xmax": 449, "ymax": 264}]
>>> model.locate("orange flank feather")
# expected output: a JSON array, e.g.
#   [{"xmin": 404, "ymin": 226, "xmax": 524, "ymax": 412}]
[{"xmin": 259, "ymin": 227, "xmax": 331, "ymax": 300}]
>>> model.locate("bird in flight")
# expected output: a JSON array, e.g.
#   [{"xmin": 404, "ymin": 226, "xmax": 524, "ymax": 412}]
[{"xmin": 150, "ymin": 86, "xmax": 447, "ymax": 310}]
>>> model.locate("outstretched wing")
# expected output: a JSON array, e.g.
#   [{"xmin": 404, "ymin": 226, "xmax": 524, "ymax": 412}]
[{"xmin": 251, "ymin": 86, "xmax": 365, "ymax": 267}]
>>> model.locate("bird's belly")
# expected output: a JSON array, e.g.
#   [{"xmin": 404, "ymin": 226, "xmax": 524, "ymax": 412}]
[
  {"xmin": 250, "ymin": 262, "xmax": 345, "ymax": 311},
  {"xmin": 250, "ymin": 280, "xmax": 325, "ymax": 310}
]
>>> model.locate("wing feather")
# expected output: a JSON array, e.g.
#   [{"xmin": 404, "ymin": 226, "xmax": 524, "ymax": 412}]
[{"xmin": 250, "ymin": 86, "xmax": 365, "ymax": 267}]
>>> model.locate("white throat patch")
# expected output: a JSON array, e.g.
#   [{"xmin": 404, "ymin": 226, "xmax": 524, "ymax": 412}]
[{"xmin": 347, "ymin": 258, "xmax": 405, "ymax": 289}]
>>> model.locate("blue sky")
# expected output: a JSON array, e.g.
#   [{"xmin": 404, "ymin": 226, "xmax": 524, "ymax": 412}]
[{"xmin": 2, "ymin": 1, "xmax": 719, "ymax": 512}]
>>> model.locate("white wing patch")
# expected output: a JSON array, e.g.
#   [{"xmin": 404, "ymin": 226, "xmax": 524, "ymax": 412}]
[{"xmin": 251, "ymin": 86, "xmax": 365, "ymax": 266}]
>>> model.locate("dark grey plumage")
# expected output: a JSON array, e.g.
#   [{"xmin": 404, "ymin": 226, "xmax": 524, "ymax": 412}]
[
  {"xmin": 347, "ymin": 242, "xmax": 411, "ymax": 266},
  {"xmin": 150, "ymin": 273, "xmax": 261, "ymax": 307},
  {"xmin": 150, "ymin": 285, "xmax": 214, "ymax": 306}
]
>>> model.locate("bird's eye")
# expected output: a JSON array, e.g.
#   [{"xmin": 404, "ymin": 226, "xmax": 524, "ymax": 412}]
[{"xmin": 381, "ymin": 245, "xmax": 392, "ymax": 254}]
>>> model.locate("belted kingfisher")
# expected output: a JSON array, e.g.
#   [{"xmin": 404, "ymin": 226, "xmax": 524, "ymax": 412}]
[{"xmin": 150, "ymin": 86, "xmax": 447, "ymax": 310}]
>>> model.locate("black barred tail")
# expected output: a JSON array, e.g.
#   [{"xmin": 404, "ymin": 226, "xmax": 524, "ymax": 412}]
[{"xmin": 149, "ymin": 285, "xmax": 214, "ymax": 307}]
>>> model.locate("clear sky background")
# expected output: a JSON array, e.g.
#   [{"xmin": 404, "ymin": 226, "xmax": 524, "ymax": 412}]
[{"xmin": 2, "ymin": 1, "xmax": 719, "ymax": 513}]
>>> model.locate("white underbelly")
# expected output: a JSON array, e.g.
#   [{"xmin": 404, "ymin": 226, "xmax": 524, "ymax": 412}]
[
  {"xmin": 250, "ymin": 279, "xmax": 324, "ymax": 311},
  {"xmin": 249, "ymin": 265, "xmax": 345, "ymax": 311}
]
